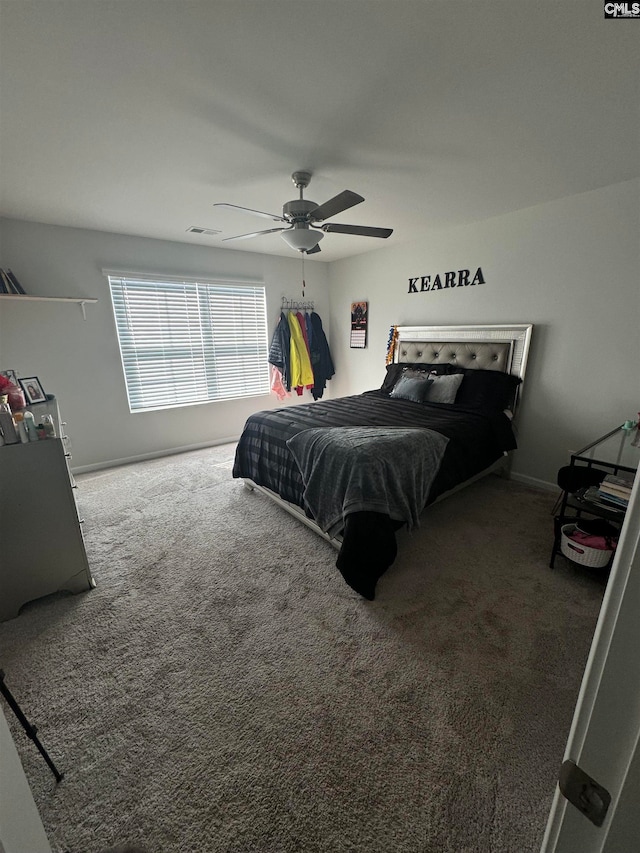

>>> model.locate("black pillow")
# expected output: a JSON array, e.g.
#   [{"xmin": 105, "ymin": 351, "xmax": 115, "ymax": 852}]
[
  {"xmin": 454, "ymin": 369, "xmax": 522, "ymax": 410},
  {"xmin": 380, "ymin": 362, "xmax": 451, "ymax": 395}
]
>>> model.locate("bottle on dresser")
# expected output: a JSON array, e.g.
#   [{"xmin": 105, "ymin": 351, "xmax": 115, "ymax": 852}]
[
  {"xmin": 0, "ymin": 401, "xmax": 19, "ymax": 444},
  {"xmin": 13, "ymin": 413, "xmax": 29, "ymax": 444},
  {"xmin": 22, "ymin": 410, "xmax": 39, "ymax": 441},
  {"xmin": 41, "ymin": 414, "xmax": 56, "ymax": 438}
]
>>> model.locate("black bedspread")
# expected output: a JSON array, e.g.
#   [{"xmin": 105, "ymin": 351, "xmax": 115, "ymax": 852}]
[{"xmin": 233, "ymin": 391, "xmax": 516, "ymax": 598}]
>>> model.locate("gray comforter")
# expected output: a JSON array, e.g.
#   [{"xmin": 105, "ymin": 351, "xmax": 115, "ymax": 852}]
[{"xmin": 286, "ymin": 426, "xmax": 449, "ymax": 538}]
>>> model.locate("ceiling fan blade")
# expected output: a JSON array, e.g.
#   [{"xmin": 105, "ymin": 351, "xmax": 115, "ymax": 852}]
[
  {"xmin": 222, "ymin": 227, "xmax": 286, "ymax": 242},
  {"xmin": 321, "ymin": 223, "xmax": 393, "ymax": 238},
  {"xmin": 305, "ymin": 243, "xmax": 322, "ymax": 255},
  {"xmin": 214, "ymin": 203, "xmax": 287, "ymax": 223},
  {"xmin": 309, "ymin": 190, "xmax": 364, "ymax": 222}
]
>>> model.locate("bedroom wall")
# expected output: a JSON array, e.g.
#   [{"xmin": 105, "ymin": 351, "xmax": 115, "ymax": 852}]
[
  {"xmin": 327, "ymin": 179, "xmax": 640, "ymax": 488},
  {"xmin": 1, "ymin": 179, "xmax": 637, "ymax": 482},
  {"xmin": 0, "ymin": 220, "xmax": 331, "ymax": 470}
]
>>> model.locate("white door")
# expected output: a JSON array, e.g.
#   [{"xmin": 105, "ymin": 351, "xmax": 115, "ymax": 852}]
[{"xmin": 541, "ymin": 469, "xmax": 640, "ymax": 852}]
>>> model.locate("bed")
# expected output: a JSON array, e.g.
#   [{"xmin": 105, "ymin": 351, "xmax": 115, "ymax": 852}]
[{"xmin": 233, "ymin": 324, "xmax": 533, "ymax": 599}]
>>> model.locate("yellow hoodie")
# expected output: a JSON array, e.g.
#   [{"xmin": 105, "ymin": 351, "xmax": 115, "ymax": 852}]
[{"xmin": 287, "ymin": 311, "xmax": 314, "ymax": 388}]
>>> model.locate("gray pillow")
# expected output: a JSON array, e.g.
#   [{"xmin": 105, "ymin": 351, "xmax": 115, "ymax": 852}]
[
  {"xmin": 389, "ymin": 372, "xmax": 434, "ymax": 403},
  {"xmin": 423, "ymin": 372, "xmax": 464, "ymax": 404},
  {"xmin": 380, "ymin": 362, "xmax": 450, "ymax": 394}
]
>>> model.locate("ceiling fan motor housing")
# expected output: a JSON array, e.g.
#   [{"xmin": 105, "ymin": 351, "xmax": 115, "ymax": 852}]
[{"xmin": 283, "ymin": 198, "xmax": 319, "ymax": 222}]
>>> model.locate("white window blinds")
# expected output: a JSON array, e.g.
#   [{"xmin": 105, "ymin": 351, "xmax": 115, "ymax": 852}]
[{"xmin": 107, "ymin": 274, "xmax": 269, "ymax": 412}]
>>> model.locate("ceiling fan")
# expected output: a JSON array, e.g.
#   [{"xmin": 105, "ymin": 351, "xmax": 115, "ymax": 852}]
[{"xmin": 214, "ymin": 171, "xmax": 393, "ymax": 254}]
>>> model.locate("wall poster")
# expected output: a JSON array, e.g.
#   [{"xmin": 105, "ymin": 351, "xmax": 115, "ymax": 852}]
[{"xmin": 350, "ymin": 301, "xmax": 368, "ymax": 349}]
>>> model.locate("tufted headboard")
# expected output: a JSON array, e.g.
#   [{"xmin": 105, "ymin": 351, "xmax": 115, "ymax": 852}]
[
  {"xmin": 397, "ymin": 339, "xmax": 512, "ymax": 372},
  {"xmin": 394, "ymin": 324, "xmax": 533, "ymax": 408}
]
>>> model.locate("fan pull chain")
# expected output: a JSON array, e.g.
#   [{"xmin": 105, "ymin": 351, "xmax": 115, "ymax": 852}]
[{"xmin": 301, "ymin": 255, "xmax": 306, "ymax": 298}]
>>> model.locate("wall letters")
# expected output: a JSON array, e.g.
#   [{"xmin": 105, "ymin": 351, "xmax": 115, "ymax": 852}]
[{"xmin": 408, "ymin": 267, "xmax": 485, "ymax": 294}]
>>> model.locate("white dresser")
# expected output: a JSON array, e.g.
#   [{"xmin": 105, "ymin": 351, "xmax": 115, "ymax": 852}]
[{"xmin": 0, "ymin": 397, "xmax": 95, "ymax": 622}]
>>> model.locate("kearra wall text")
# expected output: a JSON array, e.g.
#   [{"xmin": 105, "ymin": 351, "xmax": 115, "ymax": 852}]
[{"xmin": 408, "ymin": 267, "xmax": 485, "ymax": 294}]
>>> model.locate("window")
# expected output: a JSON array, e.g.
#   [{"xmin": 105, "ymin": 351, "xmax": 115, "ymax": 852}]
[{"xmin": 107, "ymin": 273, "xmax": 269, "ymax": 412}]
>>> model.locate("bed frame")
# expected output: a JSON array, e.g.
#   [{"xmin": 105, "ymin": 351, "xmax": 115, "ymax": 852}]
[{"xmin": 243, "ymin": 323, "xmax": 533, "ymax": 549}]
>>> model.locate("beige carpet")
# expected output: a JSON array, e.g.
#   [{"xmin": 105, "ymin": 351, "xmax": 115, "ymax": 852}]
[{"xmin": 0, "ymin": 444, "xmax": 606, "ymax": 853}]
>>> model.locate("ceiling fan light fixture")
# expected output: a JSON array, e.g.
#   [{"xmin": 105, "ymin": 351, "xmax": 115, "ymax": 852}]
[{"xmin": 280, "ymin": 226, "xmax": 324, "ymax": 253}]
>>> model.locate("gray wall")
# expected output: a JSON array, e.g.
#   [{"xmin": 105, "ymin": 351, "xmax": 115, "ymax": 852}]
[
  {"xmin": 328, "ymin": 179, "xmax": 639, "ymax": 487},
  {"xmin": 0, "ymin": 220, "xmax": 330, "ymax": 469},
  {"xmin": 1, "ymin": 178, "xmax": 638, "ymax": 484}
]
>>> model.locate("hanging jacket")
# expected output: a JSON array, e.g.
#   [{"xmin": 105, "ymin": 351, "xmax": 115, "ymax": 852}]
[
  {"xmin": 309, "ymin": 312, "xmax": 335, "ymax": 400},
  {"xmin": 305, "ymin": 312, "xmax": 313, "ymax": 354},
  {"xmin": 296, "ymin": 311, "xmax": 312, "ymax": 364},
  {"xmin": 287, "ymin": 311, "xmax": 314, "ymax": 391},
  {"xmin": 268, "ymin": 312, "xmax": 292, "ymax": 391}
]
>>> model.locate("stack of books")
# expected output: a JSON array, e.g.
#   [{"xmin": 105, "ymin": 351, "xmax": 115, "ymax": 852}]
[
  {"xmin": 0, "ymin": 268, "xmax": 26, "ymax": 294},
  {"xmin": 596, "ymin": 474, "xmax": 634, "ymax": 509}
]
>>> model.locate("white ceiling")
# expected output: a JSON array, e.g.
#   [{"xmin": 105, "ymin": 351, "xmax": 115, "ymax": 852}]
[{"xmin": 0, "ymin": 1, "xmax": 638, "ymax": 263}]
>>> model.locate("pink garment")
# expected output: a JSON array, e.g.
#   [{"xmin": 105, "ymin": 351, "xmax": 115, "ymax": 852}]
[
  {"xmin": 270, "ymin": 365, "xmax": 290, "ymax": 401},
  {"xmin": 569, "ymin": 530, "xmax": 617, "ymax": 551}
]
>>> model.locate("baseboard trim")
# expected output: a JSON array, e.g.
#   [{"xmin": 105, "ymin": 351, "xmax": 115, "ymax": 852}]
[
  {"xmin": 71, "ymin": 435, "xmax": 239, "ymax": 474},
  {"xmin": 509, "ymin": 471, "xmax": 556, "ymax": 492}
]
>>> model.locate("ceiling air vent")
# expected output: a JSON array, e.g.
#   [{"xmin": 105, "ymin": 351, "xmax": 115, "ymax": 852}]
[{"xmin": 186, "ymin": 226, "xmax": 221, "ymax": 236}]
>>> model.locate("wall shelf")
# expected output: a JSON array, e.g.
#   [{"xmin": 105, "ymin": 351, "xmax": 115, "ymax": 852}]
[{"xmin": 0, "ymin": 293, "xmax": 97, "ymax": 319}]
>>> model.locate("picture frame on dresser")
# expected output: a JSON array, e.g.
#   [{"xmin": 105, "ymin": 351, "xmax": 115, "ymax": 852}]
[{"xmin": 19, "ymin": 376, "xmax": 46, "ymax": 404}]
